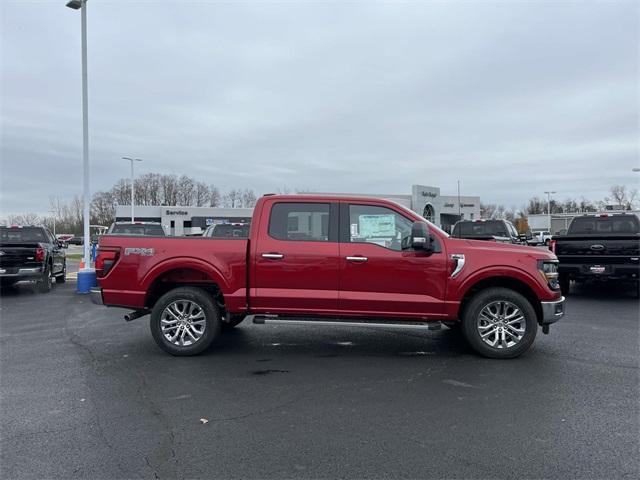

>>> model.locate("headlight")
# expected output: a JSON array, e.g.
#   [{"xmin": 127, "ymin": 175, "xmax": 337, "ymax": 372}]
[{"xmin": 538, "ymin": 260, "xmax": 559, "ymax": 290}]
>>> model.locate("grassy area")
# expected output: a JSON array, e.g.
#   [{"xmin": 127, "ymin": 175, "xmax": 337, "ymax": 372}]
[{"xmin": 65, "ymin": 253, "xmax": 84, "ymax": 260}]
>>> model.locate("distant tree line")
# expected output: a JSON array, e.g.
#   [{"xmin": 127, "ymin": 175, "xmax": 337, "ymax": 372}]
[
  {"xmin": 3, "ymin": 173, "xmax": 259, "ymax": 235},
  {"xmin": 480, "ymin": 184, "xmax": 638, "ymax": 223}
]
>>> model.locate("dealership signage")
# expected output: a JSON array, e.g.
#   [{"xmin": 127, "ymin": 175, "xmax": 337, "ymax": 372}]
[
  {"xmin": 421, "ymin": 191, "xmax": 437, "ymax": 198},
  {"xmin": 165, "ymin": 209, "xmax": 189, "ymax": 216}
]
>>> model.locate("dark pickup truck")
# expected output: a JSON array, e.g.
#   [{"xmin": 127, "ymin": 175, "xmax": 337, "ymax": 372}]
[
  {"xmin": 0, "ymin": 226, "xmax": 67, "ymax": 292},
  {"xmin": 551, "ymin": 213, "xmax": 640, "ymax": 295},
  {"xmin": 451, "ymin": 219, "xmax": 524, "ymax": 244}
]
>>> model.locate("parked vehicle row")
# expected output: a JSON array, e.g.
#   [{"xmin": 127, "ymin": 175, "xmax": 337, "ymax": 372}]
[
  {"xmin": 91, "ymin": 195, "xmax": 564, "ymax": 359},
  {"xmin": 0, "ymin": 225, "xmax": 67, "ymax": 292}
]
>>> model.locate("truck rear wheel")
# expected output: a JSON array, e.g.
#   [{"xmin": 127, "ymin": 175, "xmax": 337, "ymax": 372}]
[
  {"xmin": 461, "ymin": 287, "xmax": 537, "ymax": 359},
  {"xmin": 38, "ymin": 265, "xmax": 52, "ymax": 293},
  {"xmin": 150, "ymin": 287, "xmax": 221, "ymax": 356}
]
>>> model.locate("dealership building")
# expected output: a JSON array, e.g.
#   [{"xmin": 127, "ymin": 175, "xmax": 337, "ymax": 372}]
[{"xmin": 116, "ymin": 184, "xmax": 481, "ymax": 235}]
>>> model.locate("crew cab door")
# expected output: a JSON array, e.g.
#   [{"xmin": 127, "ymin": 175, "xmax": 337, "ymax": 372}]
[
  {"xmin": 251, "ymin": 201, "xmax": 340, "ymax": 314},
  {"xmin": 338, "ymin": 202, "xmax": 448, "ymax": 318}
]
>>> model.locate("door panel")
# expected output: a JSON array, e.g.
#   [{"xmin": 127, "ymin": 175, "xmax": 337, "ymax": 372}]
[
  {"xmin": 252, "ymin": 202, "xmax": 340, "ymax": 313},
  {"xmin": 338, "ymin": 203, "xmax": 448, "ymax": 318}
]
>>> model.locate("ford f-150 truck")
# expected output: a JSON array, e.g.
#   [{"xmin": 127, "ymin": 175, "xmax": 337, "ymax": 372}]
[
  {"xmin": 91, "ymin": 195, "xmax": 565, "ymax": 359},
  {"xmin": 551, "ymin": 213, "xmax": 640, "ymax": 295}
]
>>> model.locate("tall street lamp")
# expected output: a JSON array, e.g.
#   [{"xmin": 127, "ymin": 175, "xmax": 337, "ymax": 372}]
[
  {"xmin": 66, "ymin": 0, "xmax": 91, "ymax": 267},
  {"xmin": 49, "ymin": 210, "xmax": 57, "ymax": 236},
  {"xmin": 122, "ymin": 157, "xmax": 143, "ymax": 222},
  {"xmin": 544, "ymin": 190, "xmax": 556, "ymax": 232}
]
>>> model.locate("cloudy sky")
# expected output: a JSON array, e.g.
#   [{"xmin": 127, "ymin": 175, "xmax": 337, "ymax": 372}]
[{"xmin": 1, "ymin": 0, "xmax": 638, "ymax": 215}]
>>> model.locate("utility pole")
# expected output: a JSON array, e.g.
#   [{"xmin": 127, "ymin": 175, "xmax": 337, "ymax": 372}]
[
  {"xmin": 457, "ymin": 180, "xmax": 461, "ymax": 219},
  {"xmin": 122, "ymin": 157, "xmax": 143, "ymax": 222},
  {"xmin": 544, "ymin": 190, "xmax": 556, "ymax": 232}
]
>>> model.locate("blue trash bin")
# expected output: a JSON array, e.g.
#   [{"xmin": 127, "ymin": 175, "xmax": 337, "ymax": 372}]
[{"xmin": 77, "ymin": 268, "xmax": 97, "ymax": 294}]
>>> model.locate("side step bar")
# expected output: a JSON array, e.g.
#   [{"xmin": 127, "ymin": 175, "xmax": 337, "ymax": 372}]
[{"xmin": 253, "ymin": 315, "xmax": 443, "ymax": 331}]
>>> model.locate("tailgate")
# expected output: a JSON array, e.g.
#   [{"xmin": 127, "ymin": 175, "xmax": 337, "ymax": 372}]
[
  {"xmin": 0, "ymin": 244, "xmax": 41, "ymax": 271},
  {"xmin": 556, "ymin": 236, "xmax": 640, "ymax": 264}
]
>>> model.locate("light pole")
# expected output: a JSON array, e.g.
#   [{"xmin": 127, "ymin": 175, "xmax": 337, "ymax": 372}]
[
  {"xmin": 66, "ymin": 0, "xmax": 90, "ymax": 267},
  {"xmin": 544, "ymin": 190, "xmax": 556, "ymax": 232},
  {"xmin": 457, "ymin": 180, "xmax": 461, "ymax": 219},
  {"xmin": 49, "ymin": 210, "xmax": 57, "ymax": 236},
  {"xmin": 122, "ymin": 157, "xmax": 143, "ymax": 222}
]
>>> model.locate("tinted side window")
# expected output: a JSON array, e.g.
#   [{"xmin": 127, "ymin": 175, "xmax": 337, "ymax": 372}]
[
  {"xmin": 348, "ymin": 204, "xmax": 413, "ymax": 251},
  {"xmin": 268, "ymin": 203, "xmax": 330, "ymax": 242}
]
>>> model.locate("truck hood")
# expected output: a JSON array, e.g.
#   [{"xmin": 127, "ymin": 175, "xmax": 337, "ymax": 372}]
[{"xmin": 446, "ymin": 237, "xmax": 557, "ymax": 261}]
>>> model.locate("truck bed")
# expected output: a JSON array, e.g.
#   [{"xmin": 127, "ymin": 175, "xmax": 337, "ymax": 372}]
[{"xmin": 98, "ymin": 235, "xmax": 248, "ymax": 310}]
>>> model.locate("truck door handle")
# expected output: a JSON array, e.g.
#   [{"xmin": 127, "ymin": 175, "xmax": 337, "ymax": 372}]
[
  {"xmin": 346, "ymin": 256, "xmax": 368, "ymax": 263},
  {"xmin": 261, "ymin": 253, "xmax": 284, "ymax": 259}
]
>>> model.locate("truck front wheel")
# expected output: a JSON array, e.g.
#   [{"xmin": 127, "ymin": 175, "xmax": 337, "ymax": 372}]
[
  {"xmin": 461, "ymin": 287, "xmax": 537, "ymax": 359},
  {"xmin": 150, "ymin": 287, "xmax": 221, "ymax": 356}
]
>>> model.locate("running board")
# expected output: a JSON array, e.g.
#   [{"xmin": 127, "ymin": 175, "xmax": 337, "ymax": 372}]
[{"xmin": 253, "ymin": 315, "xmax": 442, "ymax": 331}]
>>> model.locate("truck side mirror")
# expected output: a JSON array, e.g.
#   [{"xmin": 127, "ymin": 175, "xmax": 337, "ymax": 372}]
[{"xmin": 410, "ymin": 221, "xmax": 432, "ymax": 252}]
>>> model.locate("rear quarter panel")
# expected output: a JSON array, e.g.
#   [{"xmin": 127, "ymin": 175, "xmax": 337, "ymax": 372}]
[{"xmin": 98, "ymin": 236, "xmax": 247, "ymax": 311}]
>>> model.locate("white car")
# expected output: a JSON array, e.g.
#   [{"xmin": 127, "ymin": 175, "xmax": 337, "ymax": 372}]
[{"xmin": 532, "ymin": 231, "xmax": 553, "ymax": 245}]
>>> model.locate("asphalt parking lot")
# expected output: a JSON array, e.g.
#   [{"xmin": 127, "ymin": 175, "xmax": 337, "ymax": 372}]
[{"xmin": 1, "ymin": 275, "xmax": 638, "ymax": 479}]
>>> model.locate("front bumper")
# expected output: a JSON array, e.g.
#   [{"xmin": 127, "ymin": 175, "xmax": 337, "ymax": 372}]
[
  {"xmin": 90, "ymin": 287, "xmax": 104, "ymax": 305},
  {"xmin": 540, "ymin": 296, "xmax": 565, "ymax": 324}
]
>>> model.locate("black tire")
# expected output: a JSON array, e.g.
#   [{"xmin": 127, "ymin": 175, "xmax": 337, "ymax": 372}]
[
  {"xmin": 559, "ymin": 274, "xmax": 570, "ymax": 296},
  {"xmin": 221, "ymin": 314, "xmax": 246, "ymax": 331},
  {"xmin": 461, "ymin": 287, "xmax": 537, "ymax": 359},
  {"xmin": 150, "ymin": 287, "xmax": 221, "ymax": 356},
  {"xmin": 544, "ymin": 239, "xmax": 550, "ymax": 247},
  {"xmin": 56, "ymin": 262, "xmax": 67, "ymax": 284},
  {"xmin": 38, "ymin": 264, "xmax": 52, "ymax": 293}
]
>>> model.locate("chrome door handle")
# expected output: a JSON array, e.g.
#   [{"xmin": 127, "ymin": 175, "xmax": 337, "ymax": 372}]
[
  {"xmin": 261, "ymin": 253, "xmax": 284, "ymax": 259},
  {"xmin": 346, "ymin": 256, "xmax": 368, "ymax": 263}
]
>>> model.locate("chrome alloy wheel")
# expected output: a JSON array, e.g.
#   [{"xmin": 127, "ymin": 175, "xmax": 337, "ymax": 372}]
[
  {"xmin": 477, "ymin": 300, "xmax": 526, "ymax": 349},
  {"xmin": 161, "ymin": 300, "xmax": 206, "ymax": 346}
]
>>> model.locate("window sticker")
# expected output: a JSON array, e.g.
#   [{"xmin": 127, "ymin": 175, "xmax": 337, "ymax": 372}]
[{"xmin": 359, "ymin": 214, "xmax": 396, "ymax": 237}]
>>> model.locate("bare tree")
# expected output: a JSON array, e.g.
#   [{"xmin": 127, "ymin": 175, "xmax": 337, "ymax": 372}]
[
  {"xmin": 209, "ymin": 185, "xmax": 221, "ymax": 207},
  {"xmin": 194, "ymin": 182, "xmax": 210, "ymax": 207},
  {"xmin": 606, "ymin": 184, "xmax": 638, "ymax": 210},
  {"xmin": 241, "ymin": 189, "xmax": 257, "ymax": 208},
  {"xmin": 223, "ymin": 189, "xmax": 243, "ymax": 208}
]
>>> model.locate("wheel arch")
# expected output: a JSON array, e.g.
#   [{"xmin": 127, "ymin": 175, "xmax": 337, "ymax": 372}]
[
  {"xmin": 142, "ymin": 258, "xmax": 229, "ymax": 311},
  {"xmin": 458, "ymin": 276, "xmax": 543, "ymax": 323}
]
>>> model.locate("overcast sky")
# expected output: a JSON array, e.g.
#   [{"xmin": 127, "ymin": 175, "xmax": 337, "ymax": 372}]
[{"xmin": 1, "ymin": 0, "xmax": 638, "ymax": 215}]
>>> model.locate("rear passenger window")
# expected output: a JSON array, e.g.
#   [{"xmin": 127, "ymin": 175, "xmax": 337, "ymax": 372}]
[{"xmin": 268, "ymin": 203, "xmax": 330, "ymax": 242}]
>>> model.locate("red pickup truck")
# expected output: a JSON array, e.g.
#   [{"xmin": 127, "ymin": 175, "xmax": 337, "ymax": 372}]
[{"xmin": 91, "ymin": 195, "xmax": 565, "ymax": 359}]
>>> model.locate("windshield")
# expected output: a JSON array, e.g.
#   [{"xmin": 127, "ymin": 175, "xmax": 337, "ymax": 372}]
[
  {"xmin": 109, "ymin": 224, "xmax": 165, "ymax": 236},
  {"xmin": 568, "ymin": 215, "xmax": 640, "ymax": 234},
  {"xmin": 452, "ymin": 221, "xmax": 508, "ymax": 237},
  {"xmin": 0, "ymin": 227, "xmax": 47, "ymax": 243},
  {"xmin": 206, "ymin": 224, "xmax": 250, "ymax": 238}
]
